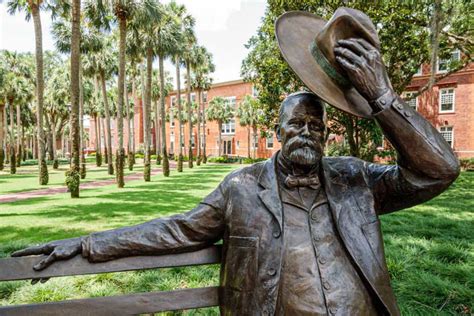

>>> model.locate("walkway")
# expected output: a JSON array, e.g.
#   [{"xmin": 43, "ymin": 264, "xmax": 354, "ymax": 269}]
[{"xmin": 0, "ymin": 162, "xmax": 176, "ymax": 204}]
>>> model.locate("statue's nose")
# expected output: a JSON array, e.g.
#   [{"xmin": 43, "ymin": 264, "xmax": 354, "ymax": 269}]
[{"xmin": 301, "ymin": 124, "xmax": 310, "ymax": 136}]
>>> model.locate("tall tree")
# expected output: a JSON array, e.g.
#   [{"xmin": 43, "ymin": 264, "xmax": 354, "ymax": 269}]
[
  {"xmin": 237, "ymin": 95, "xmax": 264, "ymax": 159},
  {"xmin": 7, "ymin": 0, "xmax": 50, "ymax": 184},
  {"xmin": 206, "ymin": 96, "xmax": 234, "ymax": 157},
  {"xmin": 190, "ymin": 46, "xmax": 214, "ymax": 164}
]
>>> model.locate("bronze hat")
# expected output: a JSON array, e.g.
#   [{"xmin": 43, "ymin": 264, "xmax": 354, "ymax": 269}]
[{"xmin": 275, "ymin": 7, "xmax": 381, "ymax": 118}]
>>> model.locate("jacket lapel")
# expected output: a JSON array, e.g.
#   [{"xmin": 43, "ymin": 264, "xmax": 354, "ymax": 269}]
[
  {"xmin": 322, "ymin": 158, "xmax": 398, "ymax": 316},
  {"xmin": 257, "ymin": 156, "xmax": 283, "ymax": 232}
]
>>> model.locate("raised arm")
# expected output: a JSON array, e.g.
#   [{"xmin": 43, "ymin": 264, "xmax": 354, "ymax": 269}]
[
  {"xmin": 12, "ymin": 184, "xmax": 227, "ymax": 270},
  {"xmin": 334, "ymin": 38, "xmax": 460, "ymax": 214}
]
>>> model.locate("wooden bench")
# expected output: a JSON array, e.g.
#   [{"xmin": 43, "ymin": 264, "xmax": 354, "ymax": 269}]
[{"xmin": 0, "ymin": 245, "xmax": 222, "ymax": 315}]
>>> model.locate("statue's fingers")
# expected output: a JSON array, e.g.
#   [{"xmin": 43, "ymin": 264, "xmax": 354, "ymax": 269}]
[
  {"xmin": 11, "ymin": 245, "xmax": 47, "ymax": 257},
  {"xmin": 334, "ymin": 47, "xmax": 363, "ymax": 66},
  {"xmin": 335, "ymin": 56, "xmax": 357, "ymax": 71},
  {"xmin": 337, "ymin": 39, "xmax": 369, "ymax": 58},
  {"xmin": 33, "ymin": 253, "xmax": 57, "ymax": 271},
  {"xmin": 354, "ymin": 38, "xmax": 376, "ymax": 51}
]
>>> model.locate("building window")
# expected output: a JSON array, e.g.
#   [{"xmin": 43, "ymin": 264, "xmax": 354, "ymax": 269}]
[
  {"xmin": 252, "ymin": 85, "xmax": 259, "ymax": 97},
  {"xmin": 202, "ymin": 92, "xmax": 208, "ymax": 103},
  {"xmin": 236, "ymin": 141, "xmax": 240, "ymax": 149},
  {"xmin": 439, "ymin": 88, "xmax": 455, "ymax": 113},
  {"xmin": 439, "ymin": 126, "xmax": 453, "ymax": 148},
  {"xmin": 224, "ymin": 96, "xmax": 237, "ymax": 108},
  {"xmin": 252, "ymin": 137, "xmax": 259, "ymax": 150},
  {"xmin": 222, "ymin": 119, "xmax": 236, "ymax": 135},
  {"xmin": 403, "ymin": 91, "xmax": 418, "ymax": 110},
  {"xmin": 170, "ymin": 131, "xmax": 175, "ymax": 153},
  {"xmin": 170, "ymin": 96, "xmax": 176, "ymax": 127},
  {"xmin": 191, "ymin": 93, "xmax": 196, "ymax": 103},
  {"xmin": 191, "ymin": 133, "xmax": 195, "ymax": 148},
  {"xmin": 414, "ymin": 66, "xmax": 422, "ymax": 76},
  {"xmin": 223, "ymin": 140, "xmax": 233, "ymax": 155},
  {"xmin": 437, "ymin": 50, "xmax": 461, "ymax": 73},
  {"xmin": 266, "ymin": 133, "xmax": 274, "ymax": 149}
]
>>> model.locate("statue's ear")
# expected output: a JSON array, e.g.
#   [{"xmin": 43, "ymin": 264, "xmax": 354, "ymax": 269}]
[{"xmin": 275, "ymin": 124, "xmax": 281, "ymax": 142}]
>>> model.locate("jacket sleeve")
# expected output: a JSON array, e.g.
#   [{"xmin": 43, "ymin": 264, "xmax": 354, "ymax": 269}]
[
  {"xmin": 364, "ymin": 94, "xmax": 460, "ymax": 215},
  {"xmin": 80, "ymin": 183, "xmax": 227, "ymax": 262}
]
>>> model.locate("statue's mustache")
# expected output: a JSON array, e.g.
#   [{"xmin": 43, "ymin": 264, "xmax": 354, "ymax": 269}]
[{"xmin": 287, "ymin": 137, "xmax": 318, "ymax": 152}]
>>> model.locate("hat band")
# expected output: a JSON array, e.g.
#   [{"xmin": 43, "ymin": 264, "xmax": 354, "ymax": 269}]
[{"xmin": 309, "ymin": 41, "xmax": 351, "ymax": 89}]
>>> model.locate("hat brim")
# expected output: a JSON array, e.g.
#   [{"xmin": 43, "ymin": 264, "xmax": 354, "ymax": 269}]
[{"xmin": 275, "ymin": 11, "xmax": 372, "ymax": 118}]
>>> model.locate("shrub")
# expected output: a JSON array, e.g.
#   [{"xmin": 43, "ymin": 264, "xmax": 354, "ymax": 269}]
[
  {"xmin": 242, "ymin": 157, "xmax": 267, "ymax": 164},
  {"xmin": 460, "ymin": 158, "xmax": 474, "ymax": 171}
]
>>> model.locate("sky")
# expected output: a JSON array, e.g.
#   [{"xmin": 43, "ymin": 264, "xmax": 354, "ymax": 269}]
[{"xmin": 0, "ymin": 0, "xmax": 267, "ymax": 84}]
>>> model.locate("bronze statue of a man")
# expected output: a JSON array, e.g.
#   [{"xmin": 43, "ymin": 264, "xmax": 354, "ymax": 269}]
[{"xmin": 13, "ymin": 8, "xmax": 459, "ymax": 316}]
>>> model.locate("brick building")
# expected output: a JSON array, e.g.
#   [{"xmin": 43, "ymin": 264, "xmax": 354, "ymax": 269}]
[{"xmin": 87, "ymin": 56, "xmax": 473, "ymax": 160}]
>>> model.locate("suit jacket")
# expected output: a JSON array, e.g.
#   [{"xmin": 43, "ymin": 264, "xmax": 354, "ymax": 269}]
[{"xmin": 81, "ymin": 96, "xmax": 459, "ymax": 315}]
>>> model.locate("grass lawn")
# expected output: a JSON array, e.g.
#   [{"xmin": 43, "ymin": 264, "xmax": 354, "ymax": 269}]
[{"xmin": 0, "ymin": 165, "xmax": 472, "ymax": 315}]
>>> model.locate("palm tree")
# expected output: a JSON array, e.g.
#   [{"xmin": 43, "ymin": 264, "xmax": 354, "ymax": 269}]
[
  {"xmin": 7, "ymin": 0, "xmax": 49, "ymax": 185},
  {"xmin": 45, "ymin": 61, "xmax": 70, "ymax": 169},
  {"xmin": 237, "ymin": 95, "xmax": 263, "ymax": 159},
  {"xmin": 206, "ymin": 97, "xmax": 234, "ymax": 157},
  {"xmin": 82, "ymin": 35, "xmax": 117, "ymax": 175},
  {"xmin": 190, "ymin": 46, "xmax": 214, "ymax": 164}
]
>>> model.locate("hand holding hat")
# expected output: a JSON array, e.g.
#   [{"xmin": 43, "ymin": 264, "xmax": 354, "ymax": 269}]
[
  {"xmin": 275, "ymin": 8, "xmax": 395, "ymax": 118},
  {"xmin": 334, "ymin": 38, "xmax": 391, "ymax": 103}
]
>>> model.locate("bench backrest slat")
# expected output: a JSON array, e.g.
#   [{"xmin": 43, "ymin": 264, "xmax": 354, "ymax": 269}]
[
  {"xmin": 0, "ymin": 287, "xmax": 220, "ymax": 316},
  {"xmin": 0, "ymin": 246, "xmax": 221, "ymax": 282}
]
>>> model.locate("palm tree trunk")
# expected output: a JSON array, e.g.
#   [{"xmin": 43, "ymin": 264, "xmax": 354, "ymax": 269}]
[
  {"xmin": 196, "ymin": 89, "xmax": 201, "ymax": 166},
  {"xmin": 102, "ymin": 117, "xmax": 108, "ymax": 164},
  {"xmin": 79, "ymin": 60, "xmax": 86, "ymax": 179},
  {"xmin": 31, "ymin": 3, "xmax": 48, "ymax": 185},
  {"xmin": 116, "ymin": 16, "xmax": 126, "ymax": 188},
  {"xmin": 253, "ymin": 126, "xmax": 257, "ymax": 159},
  {"xmin": 94, "ymin": 114, "xmax": 101, "ymax": 166},
  {"xmin": 202, "ymin": 100, "xmax": 207, "ymax": 163},
  {"xmin": 8, "ymin": 99, "xmax": 16, "ymax": 174},
  {"xmin": 125, "ymin": 74, "xmax": 133, "ymax": 171},
  {"xmin": 16, "ymin": 104, "xmax": 21, "ymax": 167},
  {"xmin": 99, "ymin": 70, "xmax": 114, "ymax": 175},
  {"xmin": 176, "ymin": 58, "xmax": 183, "ymax": 172},
  {"xmin": 218, "ymin": 122, "xmax": 222, "ymax": 157},
  {"xmin": 159, "ymin": 54, "xmax": 169, "ymax": 177},
  {"xmin": 186, "ymin": 61, "xmax": 193, "ymax": 168},
  {"xmin": 67, "ymin": 0, "xmax": 81, "ymax": 197},
  {"xmin": 154, "ymin": 99, "xmax": 161, "ymax": 165},
  {"xmin": 51, "ymin": 120, "xmax": 58, "ymax": 169},
  {"xmin": 143, "ymin": 51, "xmax": 152, "ymax": 182},
  {"xmin": 247, "ymin": 126, "xmax": 251, "ymax": 158},
  {"xmin": 0, "ymin": 104, "xmax": 4, "ymax": 170}
]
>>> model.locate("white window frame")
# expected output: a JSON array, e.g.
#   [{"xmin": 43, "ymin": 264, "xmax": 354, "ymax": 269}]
[
  {"xmin": 266, "ymin": 134, "xmax": 274, "ymax": 149},
  {"xmin": 439, "ymin": 126, "xmax": 454, "ymax": 148},
  {"xmin": 439, "ymin": 88, "xmax": 455, "ymax": 113},
  {"xmin": 403, "ymin": 91, "xmax": 418, "ymax": 110},
  {"xmin": 191, "ymin": 133, "xmax": 195, "ymax": 148},
  {"xmin": 437, "ymin": 50, "xmax": 461, "ymax": 73},
  {"xmin": 202, "ymin": 91, "xmax": 208, "ymax": 103},
  {"xmin": 191, "ymin": 92, "xmax": 196, "ymax": 103},
  {"xmin": 252, "ymin": 85, "xmax": 259, "ymax": 97},
  {"xmin": 414, "ymin": 65, "xmax": 422, "ymax": 76},
  {"xmin": 224, "ymin": 96, "xmax": 237, "ymax": 108},
  {"xmin": 222, "ymin": 119, "xmax": 236, "ymax": 135}
]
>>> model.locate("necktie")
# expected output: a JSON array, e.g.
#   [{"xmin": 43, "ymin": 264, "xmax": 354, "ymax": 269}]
[{"xmin": 284, "ymin": 174, "xmax": 320, "ymax": 188}]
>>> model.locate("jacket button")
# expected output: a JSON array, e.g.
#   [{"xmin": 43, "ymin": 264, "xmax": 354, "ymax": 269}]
[
  {"xmin": 329, "ymin": 307, "xmax": 337, "ymax": 315},
  {"xmin": 318, "ymin": 257, "xmax": 326, "ymax": 265},
  {"xmin": 268, "ymin": 268, "xmax": 276, "ymax": 276},
  {"xmin": 273, "ymin": 230, "xmax": 281, "ymax": 238},
  {"xmin": 311, "ymin": 211, "xmax": 319, "ymax": 221},
  {"xmin": 323, "ymin": 281, "xmax": 330, "ymax": 290}
]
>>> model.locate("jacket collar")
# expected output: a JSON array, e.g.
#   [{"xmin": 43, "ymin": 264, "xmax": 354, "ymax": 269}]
[{"xmin": 257, "ymin": 154, "xmax": 283, "ymax": 232}]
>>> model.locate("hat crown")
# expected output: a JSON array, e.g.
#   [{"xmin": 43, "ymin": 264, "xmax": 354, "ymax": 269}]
[{"xmin": 315, "ymin": 7, "xmax": 380, "ymax": 76}]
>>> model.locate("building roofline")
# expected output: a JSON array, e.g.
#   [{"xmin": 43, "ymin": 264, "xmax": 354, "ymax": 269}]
[{"xmin": 167, "ymin": 78, "xmax": 249, "ymax": 96}]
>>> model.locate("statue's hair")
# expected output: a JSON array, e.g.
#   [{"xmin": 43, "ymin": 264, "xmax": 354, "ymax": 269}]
[{"xmin": 279, "ymin": 91, "xmax": 327, "ymax": 125}]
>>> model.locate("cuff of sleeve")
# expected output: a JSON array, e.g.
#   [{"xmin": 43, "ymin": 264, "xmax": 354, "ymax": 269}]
[
  {"xmin": 370, "ymin": 89, "xmax": 397, "ymax": 114},
  {"xmin": 81, "ymin": 236, "xmax": 90, "ymax": 258}
]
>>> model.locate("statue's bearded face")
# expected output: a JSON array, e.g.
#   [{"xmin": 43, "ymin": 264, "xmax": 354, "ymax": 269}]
[{"xmin": 278, "ymin": 95, "xmax": 325, "ymax": 167}]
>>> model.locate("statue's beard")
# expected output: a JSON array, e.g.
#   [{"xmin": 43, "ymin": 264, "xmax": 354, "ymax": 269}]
[
  {"xmin": 283, "ymin": 136, "xmax": 322, "ymax": 166},
  {"xmin": 288, "ymin": 147, "xmax": 319, "ymax": 166}
]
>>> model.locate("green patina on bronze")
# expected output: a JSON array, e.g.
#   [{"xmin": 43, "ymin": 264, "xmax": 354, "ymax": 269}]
[{"xmin": 309, "ymin": 41, "xmax": 351, "ymax": 89}]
